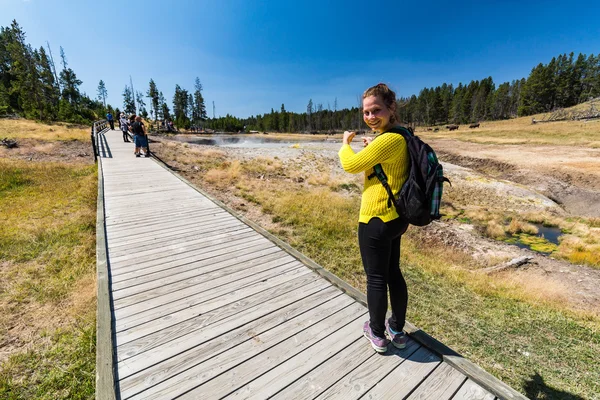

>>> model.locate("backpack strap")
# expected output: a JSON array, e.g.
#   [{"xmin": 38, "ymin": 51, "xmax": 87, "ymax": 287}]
[
  {"xmin": 369, "ymin": 164, "xmax": 395, "ymax": 208},
  {"xmin": 367, "ymin": 127, "xmax": 412, "ymax": 209}
]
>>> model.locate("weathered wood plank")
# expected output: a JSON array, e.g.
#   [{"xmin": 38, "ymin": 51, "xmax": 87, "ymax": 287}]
[
  {"xmin": 119, "ymin": 285, "xmax": 344, "ymax": 398},
  {"xmin": 225, "ymin": 316, "xmax": 368, "ymax": 399},
  {"xmin": 105, "ymin": 208, "xmax": 229, "ymax": 233},
  {"xmin": 113, "ymin": 249, "xmax": 289, "ymax": 327},
  {"xmin": 407, "ymin": 362, "xmax": 467, "ymax": 400},
  {"xmin": 111, "ymin": 228, "xmax": 258, "ymax": 265},
  {"xmin": 111, "ymin": 244, "xmax": 286, "ymax": 293},
  {"xmin": 105, "ymin": 214, "xmax": 236, "ymax": 244},
  {"xmin": 107, "ymin": 221, "xmax": 245, "ymax": 258},
  {"xmin": 109, "ymin": 231, "xmax": 264, "ymax": 269},
  {"xmin": 313, "ymin": 339, "xmax": 422, "ymax": 400},
  {"xmin": 362, "ymin": 346, "xmax": 441, "ymax": 399},
  {"xmin": 133, "ymin": 301, "xmax": 366, "ymax": 400},
  {"xmin": 104, "ymin": 184, "xmax": 186, "ymax": 196},
  {"xmin": 113, "ymin": 258, "xmax": 300, "ymax": 318},
  {"xmin": 115, "ymin": 269, "xmax": 320, "ymax": 358},
  {"xmin": 110, "ymin": 241, "xmax": 276, "ymax": 283},
  {"xmin": 118, "ymin": 277, "xmax": 337, "ymax": 385},
  {"xmin": 105, "ymin": 206, "xmax": 223, "ymax": 227},
  {"xmin": 105, "ymin": 212, "xmax": 240, "ymax": 240},
  {"xmin": 452, "ymin": 379, "xmax": 496, "ymax": 400},
  {"xmin": 105, "ymin": 197, "xmax": 211, "ymax": 212},
  {"xmin": 103, "ymin": 193, "xmax": 205, "ymax": 206},
  {"xmin": 113, "ymin": 255, "xmax": 298, "ymax": 313},
  {"xmin": 107, "ymin": 216, "xmax": 241, "ymax": 248},
  {"xmin": 109, "ymin": 238, "xmax": 273, "ymax": 279},
  {"xmin": 269, "ymin": 337, "xmax": 375, "ymax": 400}
]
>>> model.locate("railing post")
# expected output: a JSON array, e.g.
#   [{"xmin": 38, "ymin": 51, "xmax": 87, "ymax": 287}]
[{"xmin": 91, "ymin": 124, "xmax": 98, "ymax": 163}]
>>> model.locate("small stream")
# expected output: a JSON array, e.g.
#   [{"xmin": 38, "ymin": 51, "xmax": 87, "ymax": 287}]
[{"xmin": 511, "ymin": 224, "xmax": 562, "ymax": 254}]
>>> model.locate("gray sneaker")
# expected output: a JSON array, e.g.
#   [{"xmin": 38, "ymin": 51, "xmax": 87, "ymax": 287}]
[
  {"xmin": 363, "ymin": 321, "xmax": 389, "ymax": 353},
  {"xmin": 385, "ymin": 319, "xmax": 408, "ymax": 349}
]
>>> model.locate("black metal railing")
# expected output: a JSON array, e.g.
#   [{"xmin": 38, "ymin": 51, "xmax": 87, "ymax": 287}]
[{"xmin": 91, "ymin": 120, "xmax": 108, "ymax": 162}]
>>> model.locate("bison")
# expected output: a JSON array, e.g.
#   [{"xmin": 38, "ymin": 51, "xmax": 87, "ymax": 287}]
[
  {"xmin": 446, "ymin": 124, "xmax": 459, "ymax": 131},
  {"xmin": 469, "ymin": 123, "xmax": 480, "ymax": 128}
]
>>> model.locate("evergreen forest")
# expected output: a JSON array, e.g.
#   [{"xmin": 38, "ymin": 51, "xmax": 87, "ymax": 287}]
[{"xmin": 2, "ymin": 20, "xmax": 600, "ymax": 132}]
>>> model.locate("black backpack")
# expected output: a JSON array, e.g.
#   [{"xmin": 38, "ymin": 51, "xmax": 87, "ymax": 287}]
[{"xmin": 369, "ymin": 126, "xmax": 450, "ymax": 226}]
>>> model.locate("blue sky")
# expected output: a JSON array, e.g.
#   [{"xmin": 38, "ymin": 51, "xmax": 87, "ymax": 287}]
[{"xmin": 2, "ymin": 0, "xmax": 599, "ymax": 118}]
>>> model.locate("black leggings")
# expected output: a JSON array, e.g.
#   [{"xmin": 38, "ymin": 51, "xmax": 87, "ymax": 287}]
[
  {"xmin": 358, "ymin": 217, "xmax": 409, "ymax": 338},
  {"xmin": 122, "ymin": 130, "xmax": 129, "ymax": 142},
  {"xmin": 109, "ymin": 120, "xmax": 114, "ymax": 130}
]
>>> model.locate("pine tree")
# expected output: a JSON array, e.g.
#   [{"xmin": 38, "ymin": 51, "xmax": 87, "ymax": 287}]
[
  {"xmin": 440, "ymin": 83, "xmax": 453, "ymax": 124},
  {"xmin": 5, "ymin": 20, "xmax": 35, "ymax": 116},
  {"xmin": 122, "ymin": 85, "xmax": 135, "ymax": 114},
  {"xmin": 36, "ymin": 46, "xmax": 59, "ymax": 119},
  {"xmin": 306, "ymin": 99, "xmax": 313, "ymax": 131},
  {"xmin": 193, "ymin": 77, "xmax": 207, "ymax": 123},
  {"xmin": 0, "ymin": 81, "xmax": 9, "ymax": 115},
  {"xmin": 280, "ymin": 104, "xmax": 288, "ymax": 133},
  {"xmin": 58, "ymin": 47, "xmax": 82, "ymax": 107},
  {"xmin": 187, "ymin": 93, "xmax": 194, "ymax": 122},
  {"xmin": 173, "ymin": 84, "xmax": 190, "ymax": 128},
  {"xmin": 580, "ymin": 54, "xmax": 600, "ymax": 100},
  {"xmin": 135, "ymin": 90, "xmax": 147, "ymax": 118},
  {"xmin": 450, "ymin": 83, "xmax": 464, "ymax": 123},
  {"xmin": 492, "ymin": 82, "xmax": 511, "ymax": 120},
  {"xmin": 572, "ymin": 53, "xmax": 587, "ymax": 103},
  {"xmin": 97, "ymin": 80, "xmax": 107, "ymax": 107},
  {"xmin": 519, "ymin": 63, "xmax": 555, "ymax": 115},
  {"xmin": 146, "ymin": 79, "xmax": 159, "ymax": 122},
  {"xmin": 554, "ymin": 53, "xmax": 574, "ymax": 108},
  {"xmin": 159, "ymin": 91, "xmax": 170, "ymax": 121},
  {"xmin": 0, "ymin": 27, "xmax": 12, "ymax": 113}
]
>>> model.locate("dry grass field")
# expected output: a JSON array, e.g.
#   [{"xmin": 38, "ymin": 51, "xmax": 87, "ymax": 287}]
[{"xmin": 0, "ymin": 118, "xmax": 97, "ymax": 399}]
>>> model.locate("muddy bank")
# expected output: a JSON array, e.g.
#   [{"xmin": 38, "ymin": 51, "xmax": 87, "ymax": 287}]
[{"xmin": 436, "ymin": 144, "xmax": 600, "ymax": 218}]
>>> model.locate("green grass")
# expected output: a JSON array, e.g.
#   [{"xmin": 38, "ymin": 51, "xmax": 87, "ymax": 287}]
[
  {"xmin": 0, "ymin": 313, "xmax": 95, "ymax": 400},
  {"xmin": 0, "ymin": 159, "xmax": 97, "ymax": 399}
]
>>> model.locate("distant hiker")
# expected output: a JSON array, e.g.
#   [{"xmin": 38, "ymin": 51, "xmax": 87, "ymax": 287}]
[
  {"xmin": 120, "ymin": 113, "xmax": 130, "ymax": 142},
  {"xmin": 339, "ymin": 83, "xmax": 410, "ymax": 353},
  {"xmin": 106, "ymin": 112, "xmax": 115, "ymax": 130},
  {"xmin": 131, "ymin": 115, "xmax": 149, "ymax": 157}
]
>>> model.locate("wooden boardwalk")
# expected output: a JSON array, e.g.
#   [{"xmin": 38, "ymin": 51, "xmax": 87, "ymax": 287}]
[{"xmin": 95, "ymin": 128, "xmax": 527, "ymax": 400}]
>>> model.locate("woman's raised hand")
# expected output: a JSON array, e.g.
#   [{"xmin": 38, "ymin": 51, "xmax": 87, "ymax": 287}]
[{"xmin": 343, "ymin": 131, "xmax": 356, "ymax": 145}]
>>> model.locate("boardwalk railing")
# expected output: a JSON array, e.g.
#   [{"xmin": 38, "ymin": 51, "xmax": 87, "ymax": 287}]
[
  {"xmin": 95, "ymin": 122, "xmax": 117, "ymax": 400},
  {"xmin": 92, "ymin": 119, "xmax": 108, "ymax": 162}
]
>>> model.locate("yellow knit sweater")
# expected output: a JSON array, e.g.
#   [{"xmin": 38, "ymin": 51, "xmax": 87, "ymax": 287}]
[{"xmin": 339, "ymin": 132, "xmax": 409, "ymax": 223}]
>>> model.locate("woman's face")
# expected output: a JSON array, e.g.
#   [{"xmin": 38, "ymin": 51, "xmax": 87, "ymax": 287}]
[{"xmin": 363, "ymin": 95, "xmax": 394, "ymax": 132}]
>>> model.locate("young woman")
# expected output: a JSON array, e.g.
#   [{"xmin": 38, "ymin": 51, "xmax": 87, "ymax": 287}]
[{"xmin": 338, "ymin": 83, "xmax": 410, "ymax": 353}]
